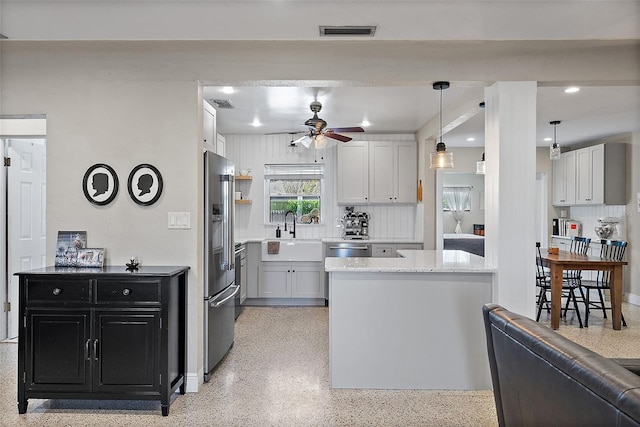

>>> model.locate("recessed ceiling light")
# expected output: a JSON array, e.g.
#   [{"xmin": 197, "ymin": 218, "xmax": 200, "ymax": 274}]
[
  {"xmin": 221, "ymin": 86, "xmax": 234, "ymax": 94},
  {"xmin": 544, "ymin": 137, "xmax": 553, "ymax": 142},
  {"xmin": 564, "ymin": 87, "xmax": 580, "ymax": 94},
  {"xmin": 251, "ymin": 118, "xmax": 262, "ymax": 127},
  {"xmin": 466, "ymin": 137, "xmax": 475, "ymax": 142},
  {"xmin": 361, "ymin": 120, "xmax": 371, "ymax": 127}
]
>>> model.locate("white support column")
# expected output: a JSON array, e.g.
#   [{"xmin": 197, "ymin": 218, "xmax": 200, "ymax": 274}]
[{"xmin": 484, "ymin": 82, "xmax": 537, "ymax": 318}]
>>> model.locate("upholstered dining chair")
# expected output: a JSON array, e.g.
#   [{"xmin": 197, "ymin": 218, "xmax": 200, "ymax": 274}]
[{"xmin": 581, "ymin": 239, "xmax": 627, "ymax": 327}]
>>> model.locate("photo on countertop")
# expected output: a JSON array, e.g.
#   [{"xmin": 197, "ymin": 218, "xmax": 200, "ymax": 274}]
[
  {"xmin": 76, "ymin": 248, "xmax": 105, "ymax": 268},
  {"xmin": 55, "ymin": 230, "xmax": 87, "ymax": 267}
]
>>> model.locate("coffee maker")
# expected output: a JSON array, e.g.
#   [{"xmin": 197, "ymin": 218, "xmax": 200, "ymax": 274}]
[{"xmin": 342, "ymin": 207, "xmax": 370, "ymax": 240}]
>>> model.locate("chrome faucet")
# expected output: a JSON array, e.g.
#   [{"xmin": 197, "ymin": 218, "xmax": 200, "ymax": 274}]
[{"xmin": 284, "ymin": 210, "xmax": 296, "ymax": 238}]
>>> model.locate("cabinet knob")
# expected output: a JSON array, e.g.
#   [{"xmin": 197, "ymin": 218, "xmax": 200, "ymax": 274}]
[
  {"xmin": 52, "ymin": 288, "xmax": 61, "ymax": 296},
  {"xmin": 122, "ymin": 288, "xmax": 131, "ymax": 296}
]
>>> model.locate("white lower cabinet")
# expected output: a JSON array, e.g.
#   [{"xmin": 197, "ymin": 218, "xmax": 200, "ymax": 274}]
[{"xmin": 259, "ymin": 262, "xmax": 323, "ymax": 298}]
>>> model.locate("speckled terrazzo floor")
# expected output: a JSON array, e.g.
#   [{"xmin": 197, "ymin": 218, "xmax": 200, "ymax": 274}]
[{"xmin": 1, "ymin": 303, "xmax": 639, "ymax": 426}]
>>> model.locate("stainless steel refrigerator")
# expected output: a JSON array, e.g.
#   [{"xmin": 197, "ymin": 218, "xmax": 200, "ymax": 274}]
[{"xmin": 204, "ymin": 151, "xmax": 238, "ymax": 382}]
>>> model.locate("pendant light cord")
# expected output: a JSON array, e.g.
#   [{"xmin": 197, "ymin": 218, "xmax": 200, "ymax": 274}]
[{"xmin": 439, "ymin": 87, "xmax": 443, "ymax": 144}]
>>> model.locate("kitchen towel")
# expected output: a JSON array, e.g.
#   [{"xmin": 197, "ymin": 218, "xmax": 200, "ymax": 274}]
[{"xmin": 267, "ymin": 241, "xmax": 280, "ymax": 254}]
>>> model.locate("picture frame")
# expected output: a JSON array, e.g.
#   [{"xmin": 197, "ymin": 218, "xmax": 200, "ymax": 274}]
[
  {"xmin": 128, "ymin": 163, "xmax": 163, "ymax": 206},
  {"xmin": 76, "ymin": 248, "xmax": 105, "ymax": 268},
  {"xmin": 55, "ymin": 230, "xmax": 87, "ymax": 267},
  {"xmin": 83, "ymin": 164, "xmax": 119, "ymax": 206}
]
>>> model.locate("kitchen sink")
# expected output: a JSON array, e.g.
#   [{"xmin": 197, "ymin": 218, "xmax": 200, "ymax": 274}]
[{"xmin": 261, "ymin": 239, "xmax": 323, "ymax": 262}]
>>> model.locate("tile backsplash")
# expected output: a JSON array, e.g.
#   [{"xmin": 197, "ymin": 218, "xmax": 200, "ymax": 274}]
[{"xmin": 566, "ymin": 205, "xmax": 627, "ymax": 240}]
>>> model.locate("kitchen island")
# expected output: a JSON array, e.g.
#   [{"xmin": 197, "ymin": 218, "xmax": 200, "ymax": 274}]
[{"xmin": 325, "ymin": 250, "xmax": 494, "ymax": 390}]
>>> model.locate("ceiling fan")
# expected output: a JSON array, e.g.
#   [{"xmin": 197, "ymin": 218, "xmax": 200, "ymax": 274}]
[{"xmin": 274, "ymin": 101, "xmax": 365, "ymax": 149}]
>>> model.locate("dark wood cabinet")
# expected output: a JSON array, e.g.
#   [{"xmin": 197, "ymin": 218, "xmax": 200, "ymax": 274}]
[{"xmin": 16, "ymin": 266, "xmax": 188, "ymax": 416}]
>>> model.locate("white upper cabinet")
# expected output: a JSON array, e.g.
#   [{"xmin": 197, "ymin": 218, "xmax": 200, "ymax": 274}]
[
  {"xmin": 338, "ymin": 140, "xmax": 417, "ymax": 204},
  {"xmin": 337, "ymin": 142, "xmax": 369, "ymax": 204},
  {"xmin": 393, "ymin": 141, "xmax": 418, "ymax": 203},
  {"xmin": 368, "ymin": 141, "xmax": 395, "ymax": 203},
  {"xmin": 552, "ymin": 150, "xmax": 576, "ymax": 206},
  {"xmin": 554, "ymin": 143, "xmax": 626, "ymax": 206}
]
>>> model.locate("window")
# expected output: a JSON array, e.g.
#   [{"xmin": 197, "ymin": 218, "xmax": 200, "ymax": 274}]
[
  {"xmin": 264, "ymin": 164, "xmax": 324, "ymax": 225},
  {"xmin": 442, "ymin": 186, "xmax": 472, "ymax": 211}
]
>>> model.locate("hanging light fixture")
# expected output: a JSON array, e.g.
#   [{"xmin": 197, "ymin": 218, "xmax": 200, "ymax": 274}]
[
  {"xmin": 549, "ymin": 120, "xmax": 561, "ymax": 160},
  {"xmin": 476, "ymin": 152, "xmax": 485, "ymax": 174},
  {"xmin": 429, "ymin": 81, "xmax": 454, "ymax": 169}
]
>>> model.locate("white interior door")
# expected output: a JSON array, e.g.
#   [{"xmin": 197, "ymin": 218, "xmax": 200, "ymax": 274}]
[{"xmin": 7, "ymin": 138, "xmax": 47, "ymax": 339}]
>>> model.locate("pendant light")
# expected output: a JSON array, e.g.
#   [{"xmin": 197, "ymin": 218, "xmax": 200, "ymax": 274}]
[
  {"xmin": 549, "ymin": 120, "xmax": 561, "ymax": 160},
  {"xmin": 429, "ymin": 81, "xmax": 454, "ymax": 169},
  {"xmin": 476, "ymin": 152, "xmax": 485, "ymax": 175}
]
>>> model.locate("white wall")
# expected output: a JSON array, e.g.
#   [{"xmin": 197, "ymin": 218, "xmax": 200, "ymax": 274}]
[
  {"xmin": 225, "ymin": 133, "xmax": 418, "ymax": 240},
  {"xmin": 2, "ymin": 45, "xmax": 204, "ymax": 389}
]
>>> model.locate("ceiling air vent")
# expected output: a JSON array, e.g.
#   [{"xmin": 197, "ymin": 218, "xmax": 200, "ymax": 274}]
[
  {"xmin": 319, "ymin": 26, "xmax": 377, "ymax": 37},
  {"xmin": 210, "ymin": 99, "xmax": 235, "ymax": 109}
]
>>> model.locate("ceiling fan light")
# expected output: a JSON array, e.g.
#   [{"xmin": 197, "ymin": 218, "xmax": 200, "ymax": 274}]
[
  {"xmin": 314, "ymin": 135, "xmax": 328, "ymax": 149},
  {"xmin": 298, "ymin": 135, "xmax": 313, "ymax": 148}
]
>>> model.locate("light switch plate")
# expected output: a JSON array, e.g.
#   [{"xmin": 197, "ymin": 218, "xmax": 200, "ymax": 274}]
[{"xmin": 168, "ymin": 212, "xmax": 191, "ymax": 229}]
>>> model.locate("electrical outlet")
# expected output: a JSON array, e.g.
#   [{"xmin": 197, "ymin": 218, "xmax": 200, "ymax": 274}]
[{"xmin": 560, "ymin": 209, "xmax": 567, "ymax": 218}]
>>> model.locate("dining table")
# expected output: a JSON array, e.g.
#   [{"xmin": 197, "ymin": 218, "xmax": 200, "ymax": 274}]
[{"xmin": 539, "ymin": 249, "xmax": 627, "ymax": 330}]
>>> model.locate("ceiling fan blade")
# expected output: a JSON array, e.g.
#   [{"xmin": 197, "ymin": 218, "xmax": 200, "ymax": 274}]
[
  {"xmin": 324, "ymin": 132, "xmax": 352, "ymax": 142},
  {"xmin": 265, "ymin": 130, "xmax": 306, "ymax": 135},
  {"xmin": 327, "ymin": 126, "xmax": 365, "ymax": 133}
]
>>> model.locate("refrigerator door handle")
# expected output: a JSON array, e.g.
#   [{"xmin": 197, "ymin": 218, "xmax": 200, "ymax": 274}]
[
  {"xmin": 221, "ymin": 173, "xmax": 235, "ymax": 271},
  {"xmin": 210, "ymin": 284, "xmax": 240, "ymax": 308}
]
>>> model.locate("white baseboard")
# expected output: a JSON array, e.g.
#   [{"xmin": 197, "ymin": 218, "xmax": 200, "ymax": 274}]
[
  {"xmin": 185, "ymin": 372, "xmax": 201, "ymax": 393},
  {"xmin": 626, "ymin": 292, "xmax": 640, "ymax": 306}
]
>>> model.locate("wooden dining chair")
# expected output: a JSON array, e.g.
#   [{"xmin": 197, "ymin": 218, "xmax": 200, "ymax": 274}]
[
  {"xmin": 535, "ymin": 242, "xmax": 552, "ymax": 321},
  {"xmin": 581, "ymin": 239, "xmax": 627, "ymax": 327},
  {"xmin": 560, "ymin": 236, "xmax": 591, "ymax": 328},
  {"xmin": 535, "ymin": 241, "xmax": 581, "ymax": 326}
]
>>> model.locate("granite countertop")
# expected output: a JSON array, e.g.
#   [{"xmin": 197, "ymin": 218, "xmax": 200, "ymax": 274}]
[
  {"xmin": 236, "ymin": 237, "xmax": 423, "ymax": 244},
  {"xmin": 324, "ymin": 250, "xmax": 494, "ymax": 273}
]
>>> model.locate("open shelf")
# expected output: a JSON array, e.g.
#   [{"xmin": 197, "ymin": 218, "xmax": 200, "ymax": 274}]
[
  {"xmin": 235, "ymin": 175, "xmax": 253, "ymax": 180},
  {"xmin": 235, "ymin": 199, "xmax": 252, "ymax": 204}
]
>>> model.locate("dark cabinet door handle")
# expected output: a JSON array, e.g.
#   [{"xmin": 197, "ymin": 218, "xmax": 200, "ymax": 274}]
[
  {"xmin": 93, "ymin": 339, "xmax": 99, "ymax": 361},
  {"xmin": 52, "ymin": 288, "xmax": 61, "ymax": 296},
  {"xmin": 85, "ymin": 339, "xmax": 91, "ymax": 360}
]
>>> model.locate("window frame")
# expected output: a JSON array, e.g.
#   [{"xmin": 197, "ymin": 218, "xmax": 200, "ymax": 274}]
[
  {"xmin": 263, "ymin": 163, "xmax": 325, "ymax": 225},
  {"xmin": 442, "ymin": 186, "xmax": 472, "ymax": 212}
]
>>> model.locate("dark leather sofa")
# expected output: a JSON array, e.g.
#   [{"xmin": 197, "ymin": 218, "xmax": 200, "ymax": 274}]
[{"xmin": 483, "ymin": 303, "xmax": 640, "ymax": 426}]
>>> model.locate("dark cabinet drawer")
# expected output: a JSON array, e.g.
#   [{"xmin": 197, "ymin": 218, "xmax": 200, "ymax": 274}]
[
  {"xmin": 96, "ymin": 280, "xmax": 161, "ymax": 304},
  {"xmin": 26, "ymin": 278, "xmax": 91, "ymax": 303}
]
